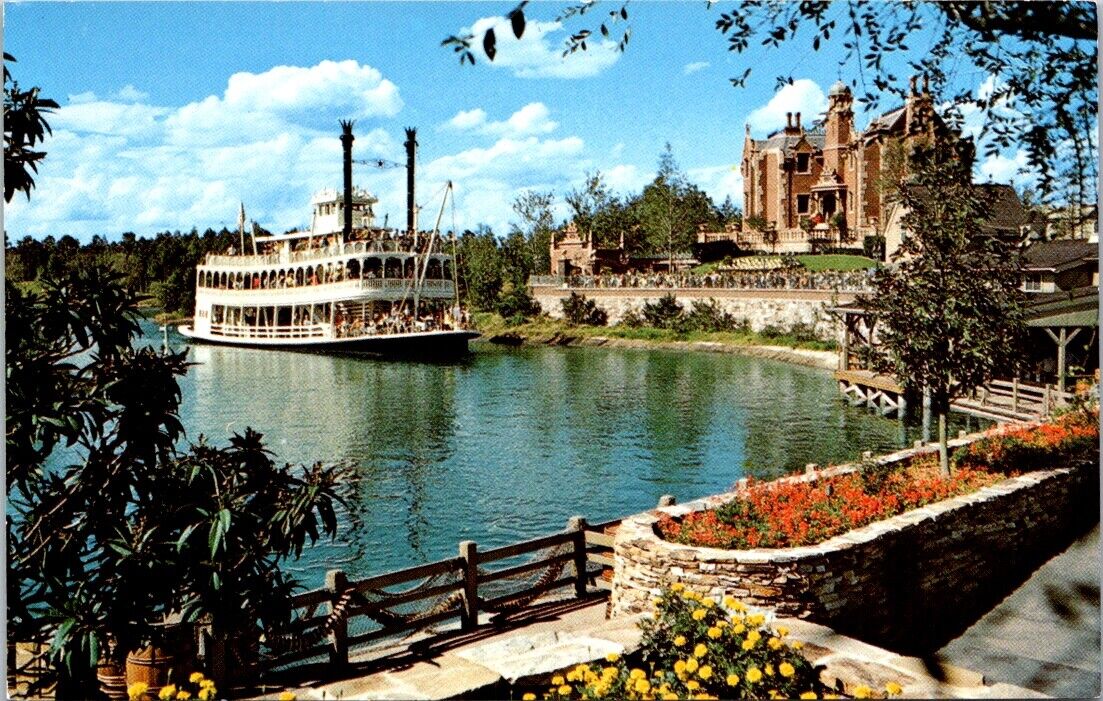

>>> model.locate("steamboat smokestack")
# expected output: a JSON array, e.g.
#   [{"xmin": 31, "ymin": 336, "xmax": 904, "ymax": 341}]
[
  {"xmin": 340, "ymin": 120, "xmax": 355, "ymax": 239},
  {"xmin": 404, "ymin": 127, "xmax": 418, "ymax": 235}
]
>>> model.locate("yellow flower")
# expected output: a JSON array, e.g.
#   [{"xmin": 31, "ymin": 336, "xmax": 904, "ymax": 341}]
[
  {"xmin": 693, "ymin": 643, "xmax": 708, "ymax": 658},
  {"xmin": 716, "ymin": 619, "xmax": 727, "ymax": 629},
  {"xmin": 692, "ymin": 608, "xmax": 707, "ymax": 621},
  {"xmin": 768, "ymin": 636, "xmax": 782, "ymax": 650},
  {"xmin": 175, "ymin": 692, "xmax": 191, "ymax": 701},
  {"xmin": 159, "ymin": 685, "xmax": 177, "ymax": 701},
  {"xmin": 566, "ymin": 670, "xmax": 579, "ymax": 682},
  {"xmin": 629, "ymin": 669, "xmax": 646, "ymax": 680},
  {"xmin": 685, "ymin": 658, "xmax": 699, "ymax": 673},
  {"xmin": 707, "ymin": 627, "xmax": 722, "ymax": 639},
  {"xmin": 686, "ymin": 680, "xmax": 701, "ymax": 691},
  {"xmin": 732, "ymin": 622, "xmax": 746, "ymax": 634},
  {"xmin": 128, "ymin": 682, "xmax": 150, "ymax": 700},
  {"xmin": 523, "ymin": 695, "xmax": 537, "ymax": 701},
  {"xmin": 197, "ymin": 689, "xmax": 215, "ymax": 701},
  {"xmin": 653, "ymin": 597, "xmax": 664, "ymax": 606},
  {"xmin": 723, "ymin": 596, "xmax": 737, "ymax": 608},
  {"xmin": 199, "ymin": 680, "xmax": 215, "ymax": 690},
  {"xmin": 603, "ymin": 667, "xmax": 618, "ymax": 678},
  {"xmin": 188, "ymin": 672, "xmax": 205, "ymax": 684},
  {"xmin": 575, "ymin": 664, "xmax": 590, "ymax": 675},
  {"xmin": 746, "ymin": 630, "xmax": 761, "ymax": 643},
  {"xmin": 776, "ymin": 625, "xmax": 789, "ymax": 637},
  {"xmin": 885, "ymin": 682, "xmax": 903, "ymax": 696},
  {"xmin": 277, "ymin": 693, "xmax": 295, "ymax": 701},
  {"xmin": 670, "ymin": 583, "xmax": 685, "ymax": 592},
  {"xmin": 779, "ymin": 662, "xmax": 795, "ymax": 678},
  {"xmin": 698, "ymin": 665, "xmax": 713, "ymax": 680},
  {"xmin": 663, "ymin": 695, "xmax": 679, "ymax": 701},
  {"xmin": 800, "ymin": 693, "xmax": 817, "ymax": 700},
  {"xmin": 747, "ymin": 613, "xmax": 765, "ymax": 626},
  {"xmin": 746, "ymin": 667, "xmax": 763, "ymax": 683},
  {"xmin": 791, "ymin": 641, "xmax": 804, "ymax": 650},
  {"xmin": 634, "ymin": 679, "xmax": 651, "ymax": 694},
  {"xmin": 854, "ymin": 685, "xmax": 872, "ymax": 699},
  {"xmin": 742, "ymin": 639, "xmax": 755, "ymax": 651},
  {"xmin": 701, "ymin": 597, "xmax": 716, "ymax": 608},
  {"xmin": 674, "ymin": 660, "xmax": 687, "ymax": 675},
  {"xmin": 726, "ymin": 674, "xmax": 740, "ymax": 686},
  {"xmin": 558, "ymin": 684, "xmax": 571, "ymax": 695},
  {"xmin": 765, "ymin": 663, "xmax": 774, "ymax": 677},
  {"xmin": 552, "ymin": 676, "xmax": 564, "ymax": 686},
  {"xmin": 683, "ymin": 590, "xmax": 699, "ymax": 601},
  {"xmin": 673, "ymin": 635, "xmax": 687, "ymax": 647}
]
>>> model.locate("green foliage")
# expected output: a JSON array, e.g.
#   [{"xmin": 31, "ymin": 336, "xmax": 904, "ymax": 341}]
[
  {"xmin": 640, "ymin": 293, "xmax": 685, "ymax": 331},
  {"xmin": 6, "ymin": 267, "xmax": 355, "ymax": 696},
  {"xmin": 862, "ymin": 235, "xmax": 887, "ymax": 261},
  {"xmin": 685, "ymin": 299, "xmax": 744, "ymax": 333},
  {"xmin": 635, "ymin": 144, "xmax": 719, "ymax": 259},
  {"xmin": 4, "ymin": 53, "xmax": 59, "ymax": 202},
  {"xmin": 496, "ymin": 284, "xmax": 541, "ymax": 322},
  {"xmin": 560, "ymin": 292, "xmax": 608, "ymax": 327},
  {"xmin": 795, "ymin": 254, "xmax": 878, "ymax": 272},
  {"xmin": 512, "ymin": 190, "xmax": 557, "ymax": 276},
  {"xmin": 745, "ymin": 215, "xmax": 767, "ymax": 232},
  {"xmin": 456, "ymin": 226, "xmax": 504, "ymax": 311}
]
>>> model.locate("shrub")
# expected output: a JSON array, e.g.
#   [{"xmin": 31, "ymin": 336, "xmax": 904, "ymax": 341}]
[
  {"xmin": 685, "ymin": 299, "xmax": 741, "ymax": 333},
  {"xmin": 561, "ymin": 292, "xmax": 609, "ymax": 327},
  {"xmin": 863, "ymin": 234, "xmax": 886, "ymax": 261},
  {"xmin": 620, "ymin": 309, "xmax": 646, "ymax": 328},
  {"xmin": 497, "ymin": 285, "xmax": 541, "ymax": 321},
  {"xmin": 642, "ymin": 293, "xmax": 685, "ymax": 330}
]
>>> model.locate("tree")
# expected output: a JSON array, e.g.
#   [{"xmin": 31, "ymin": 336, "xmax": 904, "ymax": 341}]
[
  {"xmin": 565, "ymin": 171, "xmax": 612, "ymax": 245},
  {"xmin": 449, "ymin": 2, "xmax": 1096, "ymax": 211},
  {"xmin": 455, "ymin": 226, "xmax": 504, "ymax": 310},
  {"xmin": 4, "ymin": 53, "xmax": 59, "ymax": 202},
  {"xmin": 864, "ymin": 143, "xmax": 1024, "ymax": 475},
  {"xmin": 635, "ymin": 144, "xmax": 716, "ymax": 266},
  {"xmin": 512, "ymin": 190, "xmax": 557, "ymax": 275},
  {"xmin": 6, "ymin": 267, "xmax": 355, "ymax": 696}
]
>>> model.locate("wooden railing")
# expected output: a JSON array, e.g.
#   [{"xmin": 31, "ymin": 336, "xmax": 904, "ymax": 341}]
[
  {"xmin": 975, "ymin": 379, "xmax": 1075, "ymax": 415},
  {"xmin": 260, "ymin": 507, "xmax": 648, "ymax": 674}
]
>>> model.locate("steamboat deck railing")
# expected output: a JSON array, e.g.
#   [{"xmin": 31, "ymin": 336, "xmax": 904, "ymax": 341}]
[
  {"xmin": 205, "ymin": 239, "xmax": 451, "ymax": 268},
  {"xmin": 198, "ymin": 278, "xmax": 455, "ymax": 299}
]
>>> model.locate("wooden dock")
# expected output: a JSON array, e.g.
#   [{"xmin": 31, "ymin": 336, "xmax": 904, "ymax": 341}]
[{"xmin": 835, "ymin": 369, "xmax": 907, "ymax": 417}]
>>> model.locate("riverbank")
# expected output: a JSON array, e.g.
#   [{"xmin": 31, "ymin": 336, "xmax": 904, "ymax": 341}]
[{"xmin": 472, "ymin": 314, "xmax": 838, "ymax": 370}]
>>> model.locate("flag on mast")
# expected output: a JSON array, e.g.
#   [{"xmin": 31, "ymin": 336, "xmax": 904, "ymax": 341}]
[{"xmin": 237, "ymin": 202, "xmax": 246, "ymax": 255}]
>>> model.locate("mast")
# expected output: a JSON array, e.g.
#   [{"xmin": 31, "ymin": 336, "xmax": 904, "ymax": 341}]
[
  {"xmin": 414, "ymin": 181, "xmax": 452, "ymax": 314},
  {"xmin": 340, "ymin": 120, "xmax": 356, "ymax": 244}
]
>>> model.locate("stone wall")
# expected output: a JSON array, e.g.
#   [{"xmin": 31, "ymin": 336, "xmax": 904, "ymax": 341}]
[
  {"xmin": 531, "ymin": 288, "xmax": 859, "ymax": 340},
  {"xmin": 609, "ymin": 437, "xmax": 1098, "ymax": 653}
]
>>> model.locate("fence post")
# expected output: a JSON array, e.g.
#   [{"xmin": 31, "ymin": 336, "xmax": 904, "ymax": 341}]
[
  {"xmin": 1012, "ymin": 377, "xmax": 1020, "ymax": 412},
  {"xmin": 1044, "ymin": 384, "xmax": 1052, "ymax": 414},
  {"xmin": 325, "ymin": 569, "xmax": 348, "ymax": 668},
  {"xmin": 568, "ymin": 516, "xmax": 588, "ymax": 598},
  {"xmin": 459, "ymin": 541, "xmax": 479, "ymax": 631}
]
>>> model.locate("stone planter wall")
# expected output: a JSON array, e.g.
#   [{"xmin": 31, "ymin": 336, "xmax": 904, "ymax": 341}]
[{"xmin": 610, "ymin": 438, "xmax": 1098, "ymax": 652}]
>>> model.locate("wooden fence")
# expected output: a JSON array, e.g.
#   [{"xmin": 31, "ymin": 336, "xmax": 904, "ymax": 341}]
[{"xmin": 259, "ymin": 511, "xmax": 632, "ymax": 673}]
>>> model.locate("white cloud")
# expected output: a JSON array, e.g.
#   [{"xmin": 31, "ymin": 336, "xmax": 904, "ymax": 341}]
[
  {"xmin": 689, "ymin": 164, "xmax": 744, "ymax": 209},
  {"xmin": 114, "ymin": 84, "xmax": 149, "ymax": 102},
  {"xmin": 448, "ymin": 108, "xmax": 488, "ymax": 130},
  {"xmin": 465, "ymin": 16, "xmax": 621, "ymax": 79},
  {"xmin": 444, "ymin": 102, "xmax": 558, "ymax": 137},
  {"xmin": 978, "ymin": 150, "xmax": 1033, "ymax": 186},
  {"xmin": 746, "ymin": 79, "xmax": 827, "ymax": 135},
  {"xmin": 683, "ymin": 61, "xmax": 710, "ymax": 75}
]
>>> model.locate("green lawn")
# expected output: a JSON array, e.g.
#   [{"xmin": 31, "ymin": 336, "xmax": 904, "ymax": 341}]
[{"xmin": 796, "ymin": 254, "xmax": 879, "ymax": 271}]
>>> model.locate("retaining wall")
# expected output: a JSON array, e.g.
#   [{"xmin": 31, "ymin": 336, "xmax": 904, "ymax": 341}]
[
  {"xmin": 609, "ymin": 438, "xmax": 1098, "ymax": 652},
  {"xmin": 530, "ymin": 288, "xmax": 859, "ymax": 340}
]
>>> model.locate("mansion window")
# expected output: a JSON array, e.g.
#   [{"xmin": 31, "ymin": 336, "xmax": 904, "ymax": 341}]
[
  {"xmin": 796, "ymin": 153, "xmax": 811, "ymax": 173},
  {"xmin": 797, "ymin": 195, "xmax": 810, "ymax": 215},
  {"xmin": 1023, "ymin": 273, "xmax": 1044, "ymax": 292}
]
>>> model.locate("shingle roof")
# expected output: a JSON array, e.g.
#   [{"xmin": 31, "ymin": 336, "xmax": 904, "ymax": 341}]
[
  {"xmin": 1022, "ymin": 239, "xmax": 1099, "ymax": 272},
  {"xmin": 755, "ymin": 131, "xmax": 826, "ymax": 152}
]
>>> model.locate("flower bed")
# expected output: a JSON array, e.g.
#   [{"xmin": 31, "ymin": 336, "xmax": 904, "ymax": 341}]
[{"xmin": 657, "ymin": 409, "xmax": 1097, "ymax": 551}]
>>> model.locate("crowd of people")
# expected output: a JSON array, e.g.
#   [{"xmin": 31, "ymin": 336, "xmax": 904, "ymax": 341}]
[
  {"xmin": 561, "ymin": 268, "xmax": 876, "ymax": 292},
  {"xmin": 333, "ymin": 307, "xmax": 468, "ymax": 338}
]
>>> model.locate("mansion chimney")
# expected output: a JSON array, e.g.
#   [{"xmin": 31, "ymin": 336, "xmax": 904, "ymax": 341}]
[
  {"xmin": 339, "ymin": 120, "xmax": 355, "ymax": 239},
  {"xmin": 404, "ymin": 127, "xmax": 418, "ymax": 234}
]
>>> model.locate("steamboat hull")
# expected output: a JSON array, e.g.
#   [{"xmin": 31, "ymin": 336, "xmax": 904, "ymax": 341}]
[{"xmin": 178, "ymin": 326, "xmax": 479, "ymax": 358}]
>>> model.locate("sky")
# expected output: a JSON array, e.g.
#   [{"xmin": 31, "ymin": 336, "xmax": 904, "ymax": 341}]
[{"xmin": 5, "ymin": 2, "xmax": 1027, "ymax": 242}]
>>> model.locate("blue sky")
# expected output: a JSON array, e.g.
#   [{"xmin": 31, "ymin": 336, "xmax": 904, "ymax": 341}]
[{"xmin": 6, "ymin": 2, "xmax": 1018, "ymax": 242}]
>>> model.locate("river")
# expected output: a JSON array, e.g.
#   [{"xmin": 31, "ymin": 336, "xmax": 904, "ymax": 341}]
[{"xmin": 141, "ymin": 317, "xmax": 981, "ymax": 587}]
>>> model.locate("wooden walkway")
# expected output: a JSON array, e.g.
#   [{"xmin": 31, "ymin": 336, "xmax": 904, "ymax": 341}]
[{"xmin": 835, "ymin": 369, "xmax": 907, "ymax": 417}]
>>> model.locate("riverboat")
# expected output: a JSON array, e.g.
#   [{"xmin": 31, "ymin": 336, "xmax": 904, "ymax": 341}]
[{"xmin": 178, "ymin": 123, "xmax": 479, "ymax": 357}]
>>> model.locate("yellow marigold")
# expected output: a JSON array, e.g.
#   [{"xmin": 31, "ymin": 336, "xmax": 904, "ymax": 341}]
[
  {"xmin": 742, "ymin": 639, "xmax": 755, "ymax": 651},
  {"xmin": 885, "ymin": 682, "xmax": 903, "ymax": 696},
  {"xmin": 552, "ymin": 675, "xmax": 565, "ymax": 686},
  {"xmin": 732, "ymin": 623, "xmax": 746, "ymax": 634},
  {"xmin": 768, "ymin": 637, "xmax": 782, "ymax": 650},
  {"xmin": 716, "ymin": 619, "xmax": 728, "ymax": 629},
  {"xmin": 197, "ymin": 688, "xmax": 215, "ymax": 701},
  {"xmin": 685, "ymin": 658, "xmax": 699, "ymax": 673},
  {"xmin": 158, "ymin": 685, "xmax": 177, "ymax": 701},
  {"xmin": 768, "ymin": 691, "xmax": 782, "ymax": 700},
  {"xmin": 523, "ymin": 695, "xmax": 537, "ymax": 701},
  {"xmin": 674, "ymin": 660, "xmax": 687, "ymax": 675},
  {"xmin": 558, "ymin": 684, "xmax": 571, "ymax": 695},
  {"xmin": 726, "ymin": 673, "xmax": 740, "ymax": 686},
  {"xmin": 746, "ymin": 667, "xmax": 763, "ymax": 683},
  {"xmin": 723, "ymin": 595, "xmax": 737, "ymax": 608},
  {"xmin": 277, "ymin": 693, "xmax": 294, "ymax": 701},
  {"xmin": 674, "ymin": 635, "xmax": 687, "ymax": 647},
  {"xmin": 779, "ymin": 662, "xmax": 795, "ymax": 678},
  {"xmin": 188, "ymin": 673, "xmax": 204, "ymax": 684},
  {"xmin": 698, "ymin": 665, "xmax": 713, "ymax": 680},
  {"xmin": 747, "ymin": 613, "xmax": 765, "ymax": 626},
  {"xmin": 634, "ymin": 679, "xmax": 651, "ymax": 694},
  {"xmin": 800, "ymin": 693, "xmax": 817, "ymax": 700},
  {"xmin": 683, "ymin": 590, "xmax": 699, "ymax": 601},
  {"xmin": 686, "ymin": 680, "xmax": 701, "ymax": 691},
  {"xmin": 128, "ymin": 682, "xmax": 149, "ymax": 700},
  {"xmin": 692, "ymin": 608, "xmax": 707, "ymax": 621},
  {"xmin": 765, "ymin": 663, "xmax": 774, "ymax": 677},
  {"xmin": 670, "ymin": 582, "xmax": 685, "ymax": 592},
  {"xmin": 630, "ymin": 668, "xmax": 646, "ymax": 680},
  {"xmin": 199, "ymin": 680, "xmax": 215, "ymax": 690},
  {"xmin": 747, "ymin": 630, "xmax": 762, "ymax": 643},
  {"xmin": 791, "ymin": 641, "xmax": 804, "ymax": 650},
  {"xmin": 653, "ymin": 597, "xmax": 664, "ymax": 607},
  {"xmin": 693, "ymin": 643, "xmax": 708, "ymax": 658},
  {"xmin": 663, "ymin": 695, "xmax": 679, "ymax": 700},
  {"xmin": 566, "ymin": 670, "xmax": 579, "ymax": 682},
  {"xmin": 701, "ymin": 597, "xmax": 716, "ymax": 608},
  {"xmin": 776, "ymin": 625, "xmax": 789, "ymax": 637},
  {"xmin": 854, "ymin": 685, "xmax": 872, "ymax": 699},
  {"xmin": 603, "ymin": 667, "xmax": 618, "ymax": 678},
  {"xmin": 707, "ymin": 627, "xmax": 722, "ymax": 639},
  {"xmin": 175, "ymin": 692, "xmax": 191, "ymax": 701},
  {"xmin": 575, "ymin": 664, "xmax": 590, "ymax": 674}
]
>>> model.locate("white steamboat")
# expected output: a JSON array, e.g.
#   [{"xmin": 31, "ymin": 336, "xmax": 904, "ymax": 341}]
[{"xmin": 178, "ymin": 123, "xmax": 478, "ymax": 357}]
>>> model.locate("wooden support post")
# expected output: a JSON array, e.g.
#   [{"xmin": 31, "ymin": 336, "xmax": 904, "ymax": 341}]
[
  {"xmin": 568, "ymin": 516, "xmax": 588, "ymax": 598},
  {"xmin": 1012, "ymin": 377, "xmax": 1019, "ymax": 413},
  {"xmin": 1044, "ymin": 384, "xmax": 1052, "ymax": 415},
  {"xmin": 325, "ymin": 569, "xmax": 349, "ymax": 668},
  {"xmin": 459, "ymin": 541, "xmax": 479, "ymax": 631},
  {"xmin": 958, "ymin": 430, "xmax": 967, "ymax": 439}
]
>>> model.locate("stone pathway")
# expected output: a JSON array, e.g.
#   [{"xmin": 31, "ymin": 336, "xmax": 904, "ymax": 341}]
[{"xmin": 936, "ymin": 525, "xmax": 1101, "ymax": 698}]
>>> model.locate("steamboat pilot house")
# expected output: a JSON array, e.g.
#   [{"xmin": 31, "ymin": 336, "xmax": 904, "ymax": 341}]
[{"xmin": 181, "ymin": 124, "xmax": 477, "ymax": 355}]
